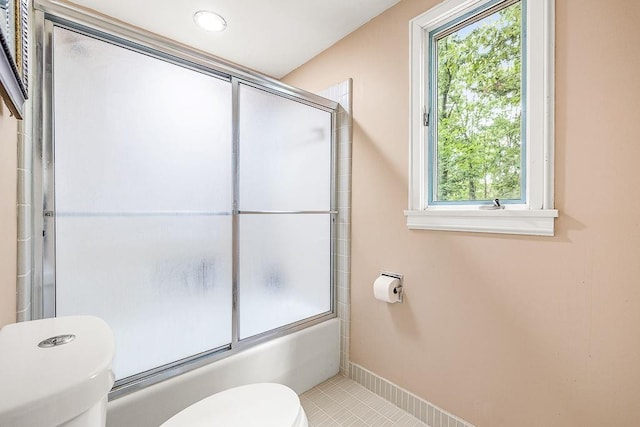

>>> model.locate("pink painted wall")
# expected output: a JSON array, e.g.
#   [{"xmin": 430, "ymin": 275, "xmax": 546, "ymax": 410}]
[
  {"xmin": 0, "ymin": 101, "xmax": 17, "ymax": 328},
  {"xmin": 284, "ymin": 0, "xmax": 640, "ymax": 425}
]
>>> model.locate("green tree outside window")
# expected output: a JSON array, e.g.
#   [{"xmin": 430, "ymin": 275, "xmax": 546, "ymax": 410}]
[{"xmin": 432, "ymin": 1, "xmax": 523, "ymax": 203}]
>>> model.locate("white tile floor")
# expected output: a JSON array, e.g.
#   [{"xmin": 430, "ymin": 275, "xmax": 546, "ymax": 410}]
[{"xmin": 300, "ymin": 375, "xmax": 428, "ymax": 426}]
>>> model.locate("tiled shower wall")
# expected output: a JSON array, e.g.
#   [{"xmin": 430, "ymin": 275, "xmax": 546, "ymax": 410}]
[
  {"xmin": 321, "ymin": 79, "xmax": 352, "ymax": 375},
  {"xmin": 16, "ymin": 6, "xmax": 34, "ymax": 323},
  {"xmin": 16, "ymin": 114, "xmax": 32, "ymax": 322}
]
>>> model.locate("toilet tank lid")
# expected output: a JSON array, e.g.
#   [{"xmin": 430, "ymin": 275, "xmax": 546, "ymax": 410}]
[
  {"xmin": 161, "ymin": 383, "xmax": 304, "ymax": 427},
  {"xmin": 0, "ymin": 316, "xmax": 115, "ymax": 426}
]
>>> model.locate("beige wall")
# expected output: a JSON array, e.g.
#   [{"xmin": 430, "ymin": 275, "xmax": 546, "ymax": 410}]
[
  {"xmin": 284, "ymin": 0, "xmax": 640, "ymax": 425},
  {"xmin": 0, "ymin": 101, "xmax": 17, "ymax": 328}
]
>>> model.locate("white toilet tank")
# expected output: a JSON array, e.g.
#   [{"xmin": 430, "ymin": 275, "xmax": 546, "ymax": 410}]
[{"xmin": 0, "ymin": 316, "xmax": 115, "ymax": 427}]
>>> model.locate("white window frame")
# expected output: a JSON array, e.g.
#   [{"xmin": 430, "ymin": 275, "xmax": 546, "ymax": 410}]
[{"xmin": 406, "ymin": 0, "xmax": 557, "ymax": 236}]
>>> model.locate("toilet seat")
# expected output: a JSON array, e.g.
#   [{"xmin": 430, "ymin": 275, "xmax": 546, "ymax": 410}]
[{"xmin": 161, "ymin": 383, "xmax": 308, "ymax": 427}]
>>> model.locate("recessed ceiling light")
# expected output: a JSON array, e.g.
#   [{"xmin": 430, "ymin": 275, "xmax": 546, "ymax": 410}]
[{"xmin": 193, "ymin": 11, "xmax": 227, "ymax": 32}]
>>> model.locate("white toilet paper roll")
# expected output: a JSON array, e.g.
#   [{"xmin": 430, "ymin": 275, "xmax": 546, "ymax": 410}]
[{"xmin": 373, "ymin": 275, "xmax": 401, "ymax": 303}]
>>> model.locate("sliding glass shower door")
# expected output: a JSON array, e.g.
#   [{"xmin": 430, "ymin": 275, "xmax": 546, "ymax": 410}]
[
  {"xmin": 48, "ymin": 24, "xmax": 335, "ymax": 385},
  {"xmin": 238, "ymin": 85, "xmax": 332, "ymax": 338},
  {"xmin": 52, "ymin": 27, "xmax": 233, "ymax": 379}
]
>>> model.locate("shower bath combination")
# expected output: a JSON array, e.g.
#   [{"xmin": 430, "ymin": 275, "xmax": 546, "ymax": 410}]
[{"xmin": 31, "ymin": 0, "xmax": 340, "ymax": 405}]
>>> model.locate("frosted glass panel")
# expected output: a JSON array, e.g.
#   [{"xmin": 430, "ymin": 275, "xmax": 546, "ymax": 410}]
[
  {"xmin": 239, "ymin": 85, "xmax": 332, "ymax": 211},
  {"xmin": 239, "ymin": 214, "xmax": 331, "ymax": 339},
  {"xmin": 56, "ymin": 216, "xmax": 232, "ymax": 379},
  {"xmin": 52, "ymin": 27, "xmax": 232, "ymax": 379},
  {"xmin": 53, "ymin": 27, "xmax": 232, "ymax": 213}
]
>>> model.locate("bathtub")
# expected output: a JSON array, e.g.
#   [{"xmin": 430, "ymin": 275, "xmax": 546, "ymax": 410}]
[{"xmin": 106, "ymin": 318, "xmax": 339, "ymax": 427}]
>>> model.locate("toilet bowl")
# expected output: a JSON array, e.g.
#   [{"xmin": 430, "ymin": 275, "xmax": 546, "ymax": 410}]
[
  {"xmin": 0, "ymin": 316, "xmax": 115, "ymax": 427},
  {"xmin": 161, "ymin": 383, "xmax": 308, "ymax": 427}
]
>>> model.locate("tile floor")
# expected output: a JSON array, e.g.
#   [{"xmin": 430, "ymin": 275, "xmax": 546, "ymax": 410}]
[{"xmin": 300, "ymin": 375, "xmax": 428, "ymax": 426}]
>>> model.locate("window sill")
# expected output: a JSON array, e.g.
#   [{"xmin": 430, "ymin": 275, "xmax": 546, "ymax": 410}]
[{"xmin": 404, "ymin": 208, "xmax": 558, "ymax": 236}]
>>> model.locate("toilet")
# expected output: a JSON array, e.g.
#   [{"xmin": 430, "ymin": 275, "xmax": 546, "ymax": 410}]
[
  {"xmin": 161, "ymin": 382, "xmax": 308, "ymax": 427},
  {"xmin": 0, "ymin": 316, "xmax": 115, "ymax": 427}
]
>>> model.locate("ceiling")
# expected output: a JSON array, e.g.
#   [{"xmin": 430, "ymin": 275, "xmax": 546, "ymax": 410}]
[{"xmin": 65, "ymin": 0, "xmax": 401, "ymax": 78}]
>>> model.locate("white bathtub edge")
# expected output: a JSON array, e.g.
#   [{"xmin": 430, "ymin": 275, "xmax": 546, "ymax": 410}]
[{"xmin": 106, "ymin": 318, "xmax": 340, "ymax": 427}]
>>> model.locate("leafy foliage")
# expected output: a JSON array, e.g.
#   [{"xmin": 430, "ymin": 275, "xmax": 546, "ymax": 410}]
[{"xmin": 434, "ymin": 1, "xmax": 522, "ymax": 202}]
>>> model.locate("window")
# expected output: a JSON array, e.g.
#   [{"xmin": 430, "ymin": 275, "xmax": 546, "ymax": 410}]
[{"xmin": 407, "ymin": 0, "xmax": 557, "ymax": 236}]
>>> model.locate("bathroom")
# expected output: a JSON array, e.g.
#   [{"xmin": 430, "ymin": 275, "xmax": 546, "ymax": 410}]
[{"xmin": 1, "ymin": 0, "xmax": 640, "ymax": 426}]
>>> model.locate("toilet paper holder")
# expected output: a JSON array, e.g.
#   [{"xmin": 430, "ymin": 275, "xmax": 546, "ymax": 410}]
[{"xmin": 380, "ymin": 271, "xmax": 403, "ymax": 302}]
